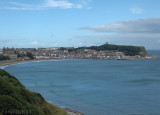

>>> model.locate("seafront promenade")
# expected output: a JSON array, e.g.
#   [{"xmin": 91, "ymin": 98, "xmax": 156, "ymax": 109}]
[{"xmin": 0, "ymin": 55, "xmax": 158, "ymax": 67}]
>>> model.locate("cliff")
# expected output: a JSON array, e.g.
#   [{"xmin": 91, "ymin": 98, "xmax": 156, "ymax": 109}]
[
  {"xmin": 65, "ymin": 43, "xmax": 148, "ymax": 56},
  {"xmin": 89, "ymin": 44, "xmax": 148, "ymax": 56},
  {"xmin": 0, "ymin": 69, "xmax": 68, "ymax": 115}
]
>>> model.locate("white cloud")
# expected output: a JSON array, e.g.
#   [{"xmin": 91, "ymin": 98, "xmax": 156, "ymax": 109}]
[
  {"xmin": 0, "ymin": 40, "xmax": 46, "ymax": 48},
  {"xmin": 0, "ymin": 0, "xmax": 92, "ymax": 10},
  {"xmin": 79, "ymin": 18, "xmax": 160, "ymax": 34},
  {"xmin": 3, "ymin": 7, "xmax": 34, "ymax": 10},
  {"xmin": 74, "ymin": 33, "xmax": 160, "ymax": 50},
  {"xmin": 30, "ymin": 41, "xmax": 39, "ymax": 45},
  {"xmin": 9, "ymin": 1, "xmax": 32, "ymax": 7},
  {"xmin": 0, "ymin": 40, "xmax": 14, "ymax": 47},
  {"xmin": 80, "ymin": 0, "xmax": 92, "ymax": 9},
  {"xmin": 75, "ymin": 4, "xmax": 83, "ymax": 9},
  {"xmin": 78, "ymin": 18, "xmax": 160, "ymax": 49},
  {"xmin": 42, "ymin": 0, "xmax": 74, "ymax": 9},
  {"xmin": 130, "ymin": 8, "xmax": 143, "ymax": 14}
]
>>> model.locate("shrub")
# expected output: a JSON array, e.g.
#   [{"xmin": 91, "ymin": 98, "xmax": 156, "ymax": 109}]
[{"xmin": 0, "ymin": 95, "xmax": 26, "ymax": 115}]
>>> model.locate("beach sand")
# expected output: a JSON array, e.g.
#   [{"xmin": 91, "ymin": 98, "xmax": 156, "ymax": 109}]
[{"xmin": 0, "ymin": 59, "xmax": 57, "ymax": 66}]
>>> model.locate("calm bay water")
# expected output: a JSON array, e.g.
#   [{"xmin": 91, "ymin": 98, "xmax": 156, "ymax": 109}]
[{"xmin": 3, "ymin": 50, "xmax": 160, "ymax": 115}]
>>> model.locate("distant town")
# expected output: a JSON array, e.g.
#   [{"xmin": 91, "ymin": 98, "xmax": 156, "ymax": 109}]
[{"xmin": 0, "ymin": 43, "xmax": 158, "ymax": 65}]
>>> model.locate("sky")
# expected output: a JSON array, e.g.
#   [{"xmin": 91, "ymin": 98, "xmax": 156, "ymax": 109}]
[{"xmin": 0, "ymin": 0, "xmax": 160, "ymax": 50}]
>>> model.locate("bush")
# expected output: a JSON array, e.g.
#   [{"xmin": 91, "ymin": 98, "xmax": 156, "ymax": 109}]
[
  {"xmin": 0, "ymin": 95, "xmax": 26, "ymax": 115},
  {"xmin": 0, "ymin": 69, "xmax": 23, "ymax": 87},
  {"xmin": 0, "ymin": 78, "xmax": 14, "ymax": 95}
]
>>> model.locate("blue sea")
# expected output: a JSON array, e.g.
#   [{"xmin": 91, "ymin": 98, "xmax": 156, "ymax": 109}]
[{"xmin": 2, "ymin": 50, "xmax": 160, "ymax": 115}]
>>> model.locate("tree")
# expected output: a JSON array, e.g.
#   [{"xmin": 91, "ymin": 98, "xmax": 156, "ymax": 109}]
[
  {"xmin": 0, "ymin": 56, "xmax": 10, "ymax": 61},
  {"xmin": 26, "ymin": 52, "xmax": 34, "ymax": 59}
]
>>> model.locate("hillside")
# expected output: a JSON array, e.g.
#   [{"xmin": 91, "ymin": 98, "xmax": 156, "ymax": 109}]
[
  {"xmin": 0, "ymin": 69, "xmax": 68, "ymax": 115},
  {"xmin": 63, "ymin": 43, "xmax": 148, "ymax": 56},
  {"xmin": 87, "ymin": 44, "xmax": 147, "ymax": 56}
]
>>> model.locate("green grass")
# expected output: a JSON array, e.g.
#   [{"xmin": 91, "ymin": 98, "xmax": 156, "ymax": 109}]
[{"xmin": 0, "ymin": 69, "xmax": 68, "ymax": 115}]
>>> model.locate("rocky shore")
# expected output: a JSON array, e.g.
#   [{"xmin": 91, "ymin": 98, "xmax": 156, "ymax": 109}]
[{"xmin": 64, "ymin": 108, "xmax": 84, "ymax": 115}]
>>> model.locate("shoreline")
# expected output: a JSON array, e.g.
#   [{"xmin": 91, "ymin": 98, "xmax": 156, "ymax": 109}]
[
  {"xmin": 0, "ymin": 59, "xmax": 59, "ymax": 67},
  {"xmin": 0, "ymin": 56, "xmax": 159, "ymax": 67},
  {"xmin": 0, "ymin": 56, "xmax": 159, "ymax": 115},
  {"xmin": 64, "ymin": 108, "xmax": 84, "ymax": 115}
]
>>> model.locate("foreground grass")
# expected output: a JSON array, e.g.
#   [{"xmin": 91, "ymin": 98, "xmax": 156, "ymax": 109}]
[{"xmin": 0, "ymin": 69, "xmax": 68, "ymax": 115}]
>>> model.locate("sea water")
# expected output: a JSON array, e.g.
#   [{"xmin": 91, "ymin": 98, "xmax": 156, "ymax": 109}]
[{"xmin": 4, "ymin": 50, "xmax": 160, "ymax": 115}]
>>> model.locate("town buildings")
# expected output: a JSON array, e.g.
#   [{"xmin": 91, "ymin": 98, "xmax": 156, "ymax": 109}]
[
  {"xmin": 2, "ymin": 48, "xmax": 17, "ymax": 60},
  {"xmin": 1, "ymin": 47, "xmax": 148, "ymax": 61}
]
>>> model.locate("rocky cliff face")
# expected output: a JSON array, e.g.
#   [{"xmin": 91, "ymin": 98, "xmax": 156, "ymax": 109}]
[{"xmin": 139, "ymin": 46, "xmax": 148, "ymax": 56}]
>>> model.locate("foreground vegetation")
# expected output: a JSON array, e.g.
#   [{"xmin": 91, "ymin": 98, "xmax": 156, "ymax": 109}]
[{"xmin": 0, "ymin": 69, "xmax": 68, "ymax": 115}]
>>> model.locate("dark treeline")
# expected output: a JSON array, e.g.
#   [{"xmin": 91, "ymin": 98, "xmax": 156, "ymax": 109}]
[
  {"xmin": 0, "ymin": 55, "xmax": 10, "ymax": 61},
  {"xmin": 17, "ymin": 52, "xmax": 34, "ymax": 59}
]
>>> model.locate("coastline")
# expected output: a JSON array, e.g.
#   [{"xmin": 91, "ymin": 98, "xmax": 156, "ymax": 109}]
[
  {"xmin": 64, "ymin": 108, "xmax": 84, "ymax": 115},
  {"xmin": 1, "ymin": 56, "xmax": 159, "ymax": 115},
  {"xmin": 0, "ymin": 59, "xmax": 85, "ymax": 115},
  {"xmin": 0, "ymin": 59, "xmax": 58, "ymax": 67},
  {"xmin": 0, "ymin": 55, "xmax": 159, "ymax": 67}
]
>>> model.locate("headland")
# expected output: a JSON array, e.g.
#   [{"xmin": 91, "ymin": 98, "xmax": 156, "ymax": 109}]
[{"xmin": 0, "ymin": 43, "xmax": 158, "ymax": 67}]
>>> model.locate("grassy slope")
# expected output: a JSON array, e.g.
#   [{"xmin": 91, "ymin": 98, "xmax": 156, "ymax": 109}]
[{"xmin": 0, "ymin": 69, "xmax": 68, "ymax": 115}]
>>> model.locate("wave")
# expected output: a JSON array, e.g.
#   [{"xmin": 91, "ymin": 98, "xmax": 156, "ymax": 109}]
[{"xmin": 0, "ymin": 66, "xmax": 7, "ymax": 69}]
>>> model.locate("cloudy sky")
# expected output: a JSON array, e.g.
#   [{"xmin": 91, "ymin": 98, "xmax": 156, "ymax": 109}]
[{"xmin": 0, "ymin": 0, "xmax": 160, "ymax": 49}]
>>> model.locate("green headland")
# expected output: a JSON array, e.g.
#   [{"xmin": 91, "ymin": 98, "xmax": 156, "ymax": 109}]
[{"xmin": 61, "ymin": 43, "xmax": 148, "ymax": 57}]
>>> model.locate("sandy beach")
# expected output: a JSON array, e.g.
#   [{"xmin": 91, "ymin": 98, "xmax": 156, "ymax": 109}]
[{"xmin": 0, "ymin": 59, "xmax": 57, "ymax": 67}]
